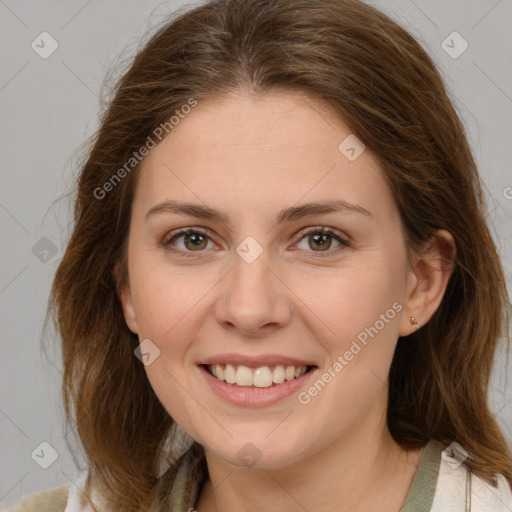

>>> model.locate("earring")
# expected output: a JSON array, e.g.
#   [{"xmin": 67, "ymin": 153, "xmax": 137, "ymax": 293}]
[{"xmin": 410, "ymin": 316, "xmax": 419, "ymax": 329}]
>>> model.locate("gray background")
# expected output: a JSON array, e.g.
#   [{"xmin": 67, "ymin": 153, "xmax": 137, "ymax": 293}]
[{"xmin": 1, "ymin": 0, "xmax": 511, "ymax": 506}]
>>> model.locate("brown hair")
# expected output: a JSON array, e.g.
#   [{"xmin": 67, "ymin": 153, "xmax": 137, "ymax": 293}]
[{"xmin": 46, "ymin": 0, "xmax": 512, "ymax": 510}]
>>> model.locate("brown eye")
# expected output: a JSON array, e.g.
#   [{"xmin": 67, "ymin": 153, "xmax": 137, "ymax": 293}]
[
  {"xmin": 183, "ymin": 232, "xmax": 208, "ymax": 251},
  {"xmin": 308, "ymin": 233, "xmax": 333, "ymax": 251},
  {"xmin": 295, "ymin": 227, "xmax": 350, "ymax": 254},
  {"xmin": 164, "ymin": 228, "xmax": 214, "ymax": 253}
]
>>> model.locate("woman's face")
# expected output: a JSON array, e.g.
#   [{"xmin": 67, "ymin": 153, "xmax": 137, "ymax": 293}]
[{"xmin": 118, "ymin": 90, "xmax": 420, "ymax": 468}]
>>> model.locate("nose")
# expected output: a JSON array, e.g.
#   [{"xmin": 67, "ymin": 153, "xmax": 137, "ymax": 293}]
[{"xmin": 214, "ymin": 251, "xmax": 292, "ymax": 337}]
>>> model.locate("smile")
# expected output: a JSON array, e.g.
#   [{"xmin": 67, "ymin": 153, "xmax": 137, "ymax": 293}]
[{"xmin": 205, "ymin": 363, "xmax": 312, "ymax": 388}]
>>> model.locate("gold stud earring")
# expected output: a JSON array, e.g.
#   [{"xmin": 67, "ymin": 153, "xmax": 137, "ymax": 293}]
[{"xmin": 410, "ymin": 316, "xmax": 419, "ymax": 329}]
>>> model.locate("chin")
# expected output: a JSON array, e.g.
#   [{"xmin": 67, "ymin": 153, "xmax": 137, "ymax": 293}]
[{"xmin": 201, "ymin": 431, "xmax": 310, "ymax": 470}]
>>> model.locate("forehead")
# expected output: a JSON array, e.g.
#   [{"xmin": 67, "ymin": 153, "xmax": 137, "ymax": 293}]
[{"xmin": 133, "ymin": 90, "xmax": 395, "ymax": 221}]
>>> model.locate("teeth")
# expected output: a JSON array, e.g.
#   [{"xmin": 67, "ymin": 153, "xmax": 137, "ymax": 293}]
[
  {"xmin": 253, "ymin": 367, "xmax": 273, "ymax": 388},
  {"xmin": 214, "ymin": 364, "xmax": 224, "ymax": 380},
  {"xmin": 207, "ymin": 364, "xmax": 309, "ymax": 387},
  {"xmin": 225, "ymin": 364, "xmax": 236, "ymax": 384},
  {"xmin": 235, "ymin": 365, "xmax": 253, "ymax": 386},
  {"xmin": 273, "ymin": 365, "xmax": 285, "ymax": 384}
]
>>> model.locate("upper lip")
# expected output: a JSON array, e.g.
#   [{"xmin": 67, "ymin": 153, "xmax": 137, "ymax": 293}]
[{"xmin": 199, "ymin": 353, "xmax": 317, "ymax": 368}]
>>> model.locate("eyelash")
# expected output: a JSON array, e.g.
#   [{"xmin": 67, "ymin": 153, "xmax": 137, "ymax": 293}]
[{"xmin": 162, "ymin": 226, "xmax": 351, "ymax": 258}]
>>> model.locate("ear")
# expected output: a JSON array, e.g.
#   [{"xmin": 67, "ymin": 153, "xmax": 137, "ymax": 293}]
[
  {"xmin": 113, "ymin": 260, "xmax": 139, "ymax": 334},
  {"xmin": 399, "ymin": 229, "xmax": 456, "ymax": 336}
]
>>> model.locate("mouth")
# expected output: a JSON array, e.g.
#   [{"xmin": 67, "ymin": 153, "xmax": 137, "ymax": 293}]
[{"xmin": 201, "ymin": 363, "xmax": 316, "ymax": 388}]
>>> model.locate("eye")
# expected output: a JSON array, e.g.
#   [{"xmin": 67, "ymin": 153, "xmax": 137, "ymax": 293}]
[
  {"xmin": 163, "ymin": 227, "xmax": 216, "ymax": 255},
  {"xmin": 295, "ymin": 227, "xmax": 350, "ymax": 254},
  {"xmin": 162, "ymin": 226, "xmax": 350, "ymax": 257}
]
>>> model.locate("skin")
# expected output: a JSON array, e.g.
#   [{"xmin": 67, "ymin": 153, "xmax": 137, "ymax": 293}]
[{"xmin": 117, "ymin": 89, "xmax": 456, "ymax": 512}]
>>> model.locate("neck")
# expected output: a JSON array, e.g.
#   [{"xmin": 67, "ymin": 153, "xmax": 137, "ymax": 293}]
[{"xmin": 196, "ymin": 404, "xmax": 424, "ymax": 512}]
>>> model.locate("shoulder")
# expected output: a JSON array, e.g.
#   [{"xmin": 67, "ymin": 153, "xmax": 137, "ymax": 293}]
[
  {"xmin": 10, "ymin": 485, "xmax": 69, "ymax": 512},
  {"xmin": 10, "ymin": 473, "xmax": 100, "ymax": 512},
  {"xmin": 471, "ymin": 472, "xmax": 512, "ymax": 511},
  {"xmin": 431, "ymin": 446, "xmax": 512, "ymax": 511}
]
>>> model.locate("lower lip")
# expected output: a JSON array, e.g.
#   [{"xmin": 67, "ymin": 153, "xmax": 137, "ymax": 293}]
[{"xmin": 198, "ymin": 365, "xmax": 318, "ymax": 407}]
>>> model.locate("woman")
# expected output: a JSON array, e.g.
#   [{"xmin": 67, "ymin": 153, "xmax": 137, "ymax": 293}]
[{"xmin": 13, "ymin": 0, "xmax": 512, "ymax": 510}]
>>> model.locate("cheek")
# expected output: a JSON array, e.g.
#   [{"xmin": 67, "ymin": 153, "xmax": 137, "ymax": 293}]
[
  {"xmin": 295, "ymin": 262, "xmax": 403, "ymax": 356},
  {"xmin": 291, "ymin": 266, "xmax": 403, "ymax": 428},
  {"xmin": 128, "ymin": 255, "xmax": 208, "ymax": 338},
  {"xmin": 127, "ymin": 261, "xmax": 211, "ymax": 424}
]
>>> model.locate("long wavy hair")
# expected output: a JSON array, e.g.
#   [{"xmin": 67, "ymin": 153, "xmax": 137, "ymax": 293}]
[{"xmin": 46, "ymin": 0, "xmax": 512, "ymax": 510}]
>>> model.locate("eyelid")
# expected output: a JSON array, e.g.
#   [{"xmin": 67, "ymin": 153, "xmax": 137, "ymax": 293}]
[
  {"xmin": 162, "ymin": 226, "xmax": 212, "ymax": 245},
  {"xmin": 294, "ymin": 226, "xmax": 350, "ymax": 245}
]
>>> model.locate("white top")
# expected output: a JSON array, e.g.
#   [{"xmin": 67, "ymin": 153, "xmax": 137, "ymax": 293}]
[{"xmin": 431, "ymin": 456, "xmax": 512, "ymax": 511}]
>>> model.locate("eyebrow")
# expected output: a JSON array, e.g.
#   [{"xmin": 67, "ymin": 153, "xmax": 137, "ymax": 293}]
[{"xmin": 145, "ymin": 199, "xmax": 372, "ymax": 225}]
